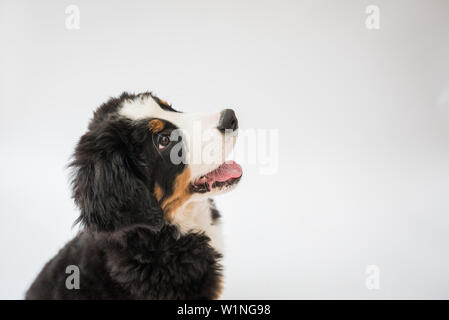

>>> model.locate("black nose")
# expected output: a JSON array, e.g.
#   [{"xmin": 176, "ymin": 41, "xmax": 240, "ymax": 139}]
[{"xmin": 217, "ymin": 109, "xmax": 238, "ymax": 132}]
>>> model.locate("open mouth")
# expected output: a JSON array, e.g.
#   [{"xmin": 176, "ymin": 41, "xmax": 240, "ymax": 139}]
[{"xmin": 190, "ymin": 161, "xmax": 243, "ymax": 193}]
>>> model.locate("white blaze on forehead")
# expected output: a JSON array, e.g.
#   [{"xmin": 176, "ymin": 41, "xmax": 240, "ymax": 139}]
[
  {"xmin": 119, "ymin": 95, "xmax": 177, "ymax": 122},
  {"xmin": 118, "ymin": 95, "xmax": 219, "ymax": 130}
]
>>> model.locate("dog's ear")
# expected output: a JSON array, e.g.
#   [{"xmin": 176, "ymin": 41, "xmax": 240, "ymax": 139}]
[{"xmin": 69, "ymin": 119, "xmax": 163, "ymax": 232}]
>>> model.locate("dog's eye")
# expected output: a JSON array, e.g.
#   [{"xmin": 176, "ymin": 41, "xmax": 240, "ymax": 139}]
[{"xmin": 157, "ymin": 135, "xmax": 171, "ymax": 149}]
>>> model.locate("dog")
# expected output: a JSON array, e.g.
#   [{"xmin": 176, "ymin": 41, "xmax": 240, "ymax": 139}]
[{"xmin": 26, "ymin": 92, "xmax": 242, "ymax": 299}]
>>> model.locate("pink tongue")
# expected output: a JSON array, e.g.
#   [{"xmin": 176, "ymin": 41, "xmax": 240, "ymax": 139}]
[
  {"xmin": 195, "ymin": 161, "xmax": 242, "ymax": 189},
  {"xmin": 206, "ymin": 161, "xmax": 242, "ymax": 183}
]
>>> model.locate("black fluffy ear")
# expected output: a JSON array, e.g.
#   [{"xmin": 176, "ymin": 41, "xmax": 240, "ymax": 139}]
[{"xmin": 69, "ymin": 119, "xmax": 163, "ymax": 232}]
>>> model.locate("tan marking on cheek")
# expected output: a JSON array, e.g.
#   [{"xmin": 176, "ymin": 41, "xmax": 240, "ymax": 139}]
[
  {"xmin": 154, "ymin": 183, "xmax": 164, "ymax": 202},
  {"xmin": 148, "ymin": 119, "xmax": 165, "ymax": 133},
  {"xmin": 160, "ymin": 167, "xmax": 192, "ymax": 220}
]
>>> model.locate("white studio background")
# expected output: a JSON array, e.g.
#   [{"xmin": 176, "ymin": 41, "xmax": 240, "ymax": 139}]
[{"xmin": 1, "ymin": 0, "xmax": 449, "ymax": 299}]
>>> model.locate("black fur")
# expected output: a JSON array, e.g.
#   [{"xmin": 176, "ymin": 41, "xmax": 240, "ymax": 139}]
[
  {"xmin": 26, "ymin": 93, "xmax": 223, "ymax": 300},
  {"xmin": 209, "ymin": 199, "xmax": 221, "ymax": 223},
  {"xmin": 26, "ymin": 227, "xmax": 222, "ymax": 299},
  {"xmin": 70, "ymin": 116, "xmax": 164, "ymax": 232}
]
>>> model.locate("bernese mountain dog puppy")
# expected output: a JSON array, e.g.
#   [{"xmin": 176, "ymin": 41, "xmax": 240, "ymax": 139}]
[{"xmin": 26, "ymin": 92, "xmax": 242, "ymax": 299}]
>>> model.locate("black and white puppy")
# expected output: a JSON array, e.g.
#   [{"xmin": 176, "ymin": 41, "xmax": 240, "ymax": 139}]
[{"xmin": 26, "ymin": 92, "xmax": 242, "ymax": 299}]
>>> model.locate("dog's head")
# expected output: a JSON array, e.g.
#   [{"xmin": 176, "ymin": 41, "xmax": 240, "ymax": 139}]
[{"xmin": 70, "ymin": 92, "xmax": 242, "ymax": 232}]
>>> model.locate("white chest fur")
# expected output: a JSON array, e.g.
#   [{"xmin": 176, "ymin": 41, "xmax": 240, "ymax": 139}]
[{"xmin": 170, "ymin": 199, "xmax": 224, "ymax": 255}]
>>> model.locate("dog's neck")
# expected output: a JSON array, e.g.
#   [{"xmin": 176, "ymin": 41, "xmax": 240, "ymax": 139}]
[{"xmin": 170, "ymin": 199, "xmax": 224, "ymax": 254}]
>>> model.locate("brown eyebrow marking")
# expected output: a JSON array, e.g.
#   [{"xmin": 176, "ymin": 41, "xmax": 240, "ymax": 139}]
[
  {"xmin": 158, "ymin": 98, "xmax": 169, "ymax": 107},
  {"xmin": 150, "ymin": 94, "xmax": 180, "ymax": 112},
  {"xmin": 148, "ymin": 119, "xmax": 165, "ymax": 133}
]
